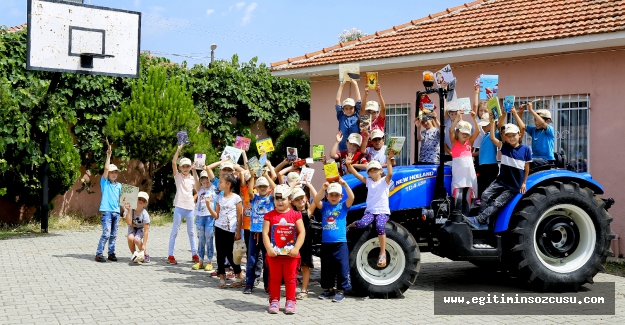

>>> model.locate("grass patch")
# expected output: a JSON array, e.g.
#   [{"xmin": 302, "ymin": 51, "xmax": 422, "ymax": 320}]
[
  {"xmin": 148, "ymin": 210, "xmax": 173, "ymax": 227},
  {"xmin": 603, "ymin": 261, "xmax": 625, "ymax": 277}
]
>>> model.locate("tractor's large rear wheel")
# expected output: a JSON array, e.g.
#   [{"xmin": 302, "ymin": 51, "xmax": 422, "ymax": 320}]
[
  {"xmin": 507, "ymin": 182, "xmax": 614, "ymax": 291},
  {"xmin": 349, "ymin": 221, "xmax": 420, "ymax": 298}
]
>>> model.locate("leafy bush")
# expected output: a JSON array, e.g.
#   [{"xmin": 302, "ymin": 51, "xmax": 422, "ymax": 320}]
[{"xmin": 270, "ymin": 127, "xmax": 310, "ymax": 165}]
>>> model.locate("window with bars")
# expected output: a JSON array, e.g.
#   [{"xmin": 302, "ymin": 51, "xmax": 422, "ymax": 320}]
[
  {"xmin": 509, "ymin": 94, "xmax": 590, "ymax": 172},
  {"xmin": 385, "ymin": 103, "xmax": 411, "ymax": 166}
]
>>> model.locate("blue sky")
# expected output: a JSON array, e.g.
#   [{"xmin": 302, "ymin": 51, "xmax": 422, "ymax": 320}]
[{"xmin": 1, "ymin": 0, "xmax": 469, "ymax": 66}]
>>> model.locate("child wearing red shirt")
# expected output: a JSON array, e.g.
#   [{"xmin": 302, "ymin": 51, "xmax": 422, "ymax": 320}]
[{"xmin": 262, "ymin": 184, "xmax": 306, "ymax": 314}]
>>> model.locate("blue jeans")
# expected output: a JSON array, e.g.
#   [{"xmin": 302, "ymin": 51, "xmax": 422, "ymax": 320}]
[
  {"xmin": 96, "ymin": 212, "xmax": 119, "ymax": 256},
  {"xmin": 169, "ymin": 207, "xmax": 197, "ymax": 256},
  {"xmin": 321, "ymin": 242, "xmax": 352, "ymax": 291},
  {"xmin": 245, "ymin": 231, "xmax": 269, "ymax": 288},
  {"xmin": 196, "ymin": 215, "xmax": 215, "ymax": 263}
]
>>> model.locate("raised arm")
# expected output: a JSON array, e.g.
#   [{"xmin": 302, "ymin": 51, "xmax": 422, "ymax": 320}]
[
  {"xmin": 351, "ymin": 79, "xmax": 361, "ymax": 102},
  {"xmin": 528, "ymin": 102, "xmax": 547, "ymax": 129},
  {"xmin": 103, "ymin": 138, "xmax": 112, "ymax": 179},
  {"xmin": 172, "ymin": 144, "xmax": 183, "ymax": 176},
  {"xmin": 247, "ymin": 175, "xmax": 255, "ymax": 201},
  {"xmin": 336, "ymin": 80, "xmax": 347, "ymax": 105},
  {"xmin": 264, "ymin": 168, "xmax": 277, "ymax": 190},
  {"xmin": 329, "ymin": 131, "xmax": 343, "ymax": 160},
  {"xmin": 468, "ymin": 111, "xmax": 480, "ymax": 145},
  {"xmin": 430, "ymin": 110, "xmax": 440, "ymax": 128},
  {"xmin": 377, "ymin": 84, "xmax": 386, "ymax": 119},
  {"xmin": 385, "ymin": 151, "xmax": 394, "ymax": 184},
  {"xmin": 313, "ymin": 182, "xmax": 329, "ymax": 209},
  {"xmin": 338, "ymin": 178, "xmax": 355, "ymax": 208},
  {"xmin": 123, "ymin": 203, "xmax": 132, "ymax": 226},
  {"xmin": 449, "ymin": 114, "xmax": 461, "ymax": 147},
  {"xmin": 490, "ymin": 120, "xmax": 502, "ymax": 148},
  {"xmin": 345, "ymin": 153, "xmax": 366, "ymax": 183},
  {"xmin": 472, "ymin": 79, "xmax": 480, "ymax": 113},
  {"xmin": 306, "ymin": 183, "xmax": 318, "ymax": 205},
  {"xmin": 273, "ymin": 158, "xmax": 289, "ymax": 177},
  {"xmin": 362, "ymin": 87, "xmax": 369, "ymax": 108},
  {"xmin": 360, "ymin": 127, "xmax": 369, "ymax": 154},
  {"xmin": 266, "ymin": 159, "xmax": 277, "ymax": 182},
  {"xmin": 241, "ymin": 150, "xmax": 248, "ymax": 169},
  {"xmin": 205, "ymin": 160, "xmax": 222, "ymax": 182},
  {"xmin": 192, "ymin": 165, "xmax": 200, "ymax": 192},
  {"xmin": 511, "ymin": 106, "xmax": 526, "ymax": 139}
]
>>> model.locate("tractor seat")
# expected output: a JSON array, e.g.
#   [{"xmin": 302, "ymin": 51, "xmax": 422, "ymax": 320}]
[{"xmin": 529, "ymin": 158, "xmax": 554, "ymax": 174}]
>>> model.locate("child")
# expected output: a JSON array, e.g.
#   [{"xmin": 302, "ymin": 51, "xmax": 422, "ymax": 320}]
[
  {"xmin": 465, "ymin": 122, "xmax": 532, "ymax": 230},
  {"xmin": 243, "ymin": 166, "xmax": 277, "ymax": 294},
  {"xmin": 345, "ymin": 151, "xmax": 394, "ymax": 267},
  {"xmin": 415, "ymin": 110, "xmax": 441, "ymax": 164},
  {"xmin": 335, "ymin": 79, "xmax": 362, "ymax": 151},
  {"xmin": 169, "ymin": 144, "xmax": 198, "ymax": 265},
  {"xmin": 330, "ymin": 131, "xmax": 368, "ymax": 176},
  {"xmin": 313, "ymin": 179, "xmax": 355, "ymax": 303},
  {"xmin": 360, "ymin": 129, "xmax": 396, "ymax": 167},
  {"xmin": 476, "ymin": 113, "xmax": 499, "ymax": 199},
  {"xmin": 520, "ymin": 103, "xmax": 555, "ymax": 163},
  {"xmin": 95, "ymin": 141, "xmax": 122, "ymax": 263},
  {"xmin": 191, "ymin": 168, "xmax": 217, "ymax": 271},
  {"xmin": 443, "ymin": 105, "xmax": 461, "ymax": 161},
  {"xmin": 449, "ymin": 111, "xmax": 480, "ymax": 215},
  {"xmin": 206, "ymin": 174, "xmax": 244, "ymax": 288},
  {"xmin": 361, "ymin": 84, "xmax": 386, "ymax": 146},
  {"xmin": 290, "ymin": 184, "xmax": 318, "ymax": 300},
  {"xmin": 124, "ymin": 191, "xmax": 150, "ymax": 263},
  {"xmin": 262, "ymin": 185, "xmax": 306, "ymax": 314}
]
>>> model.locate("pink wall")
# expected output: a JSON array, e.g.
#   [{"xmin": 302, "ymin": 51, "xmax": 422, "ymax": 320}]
[{"xmin": 308, "ymin": 49, "xmax": 625, "ymax": 254}]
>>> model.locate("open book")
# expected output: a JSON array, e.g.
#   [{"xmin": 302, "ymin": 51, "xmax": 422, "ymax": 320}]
[
  {"xmin": 387, "ymin": 136, "xmax": 406, "ymax": 155},
  {"xmin": 270, "ymin": 218, "xmax": 298, "ymax": 256},
  {"xmin": 221, "ymin": 146, "xmax": 243, "ymax": 164},
  {"xmin": 120, "ymin": 184, "xmax": 139, "ymax": 210}
]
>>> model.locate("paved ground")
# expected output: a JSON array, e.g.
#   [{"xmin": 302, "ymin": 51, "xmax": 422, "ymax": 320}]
[{"xmin": 1, "ymin": 223, "xmax": 624, "ymax": 325}]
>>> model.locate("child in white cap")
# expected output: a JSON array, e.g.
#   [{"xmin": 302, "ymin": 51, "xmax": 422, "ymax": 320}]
[
  {"xmin": 191, "ymin": 167, "xmax": 218, "ymax": 271},
  {"xmin": 361, "ymin": 84, "xmax": 386, "ymax": 147},
  {"xmin": 520, "ymin": 102, "xmax": 555, "ymax": 162},
  {"xmin": 449, "ymin": 111, "xmax": 480, "ymax": 215},
  {"xmin": 168, "ymin": 143, "xmax": 198, "ymax": 265},
  {"xmin": 95, "ymin": 141, "xmax": 122, "ymax": 263},
  {"xmin": 123, "ymin": 191, "xmax": 150, "ymax": 263},
  {"xmin": 289, "ymin": 184, "xmax": 318, "ymax": 300},
  {"xmin": 361, "ymin": 129, "xmax": 396, "ymax": 167},
  {"xmin": 330, "ymin": 132, "xmax": 368, "ymax": 176},
  {"xmin": 335, "ymin": 79, "xmax": 362, "ymax": 151},
  {"xmin": 345, "ymin": 150, "xmax": 395, "ymax": 267}
]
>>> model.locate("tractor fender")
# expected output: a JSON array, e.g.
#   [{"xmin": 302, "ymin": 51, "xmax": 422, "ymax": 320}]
[{"xmin": 492, "ymin": 171, "xmax": 604, "ymax": 233}]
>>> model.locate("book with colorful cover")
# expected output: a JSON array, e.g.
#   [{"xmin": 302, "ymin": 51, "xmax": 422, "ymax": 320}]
[
  {"xmin": 270, "ymin": 218, "xmax": 297, "ymax": 256},
  {"xmin": 359, "ymin": 114, "xmax": 371, "ymax": 131},
  {"xmin": 479, "ymin": 74, "xmax": 499, "ymax": 100},
  {"xmin": 366, "ymin": 72, "xmax": 378, "ymax": 90},
  {"xmin": 256, "ymin": 138, "xmax": 274, "ymax": 155},
  {"xmin": 176, "ymin": 130, "xmax": 189, "ymax": 145},
  {"xmin": 503, "ymin": 95, "xmax": 515, "ymax": 113},
  {"xmin": 259, "ymin": 154, "xmax": 267, "ymax": 167},
  {"xmin": 338, "ymin": 63, "xmax": 360, "ymax": 82},
  {"xmin": 419, "ymin": 94, "xmax": 436, "ymax": 121},
  {"xmin": 247, "ymin": 156, "xmax": 264, "ymax": 178},
  {"xmin": 298, "ymin": 167, "xmax": 315, "ymax": 184},
  {"xmin": 234, "ymin": 136, "xmax": 251, "ymax": 151},
  {"xmin": 286, "ymin": 147, "xmax": 298, "ymax": 162},
  {"xmin": 312, "ymin": 144, "xmax": 324, "ymax": 161},
  {"xmin": 120, "ymin": 183, "xmax": 139, "ymax": 210},
  {"xmin": 435, "ymin": 64, "xmax": 454, "ymax": 88},
  {"xmin": 488, "ymin": 97, "xmax": 502, "ymax": 121},
  {"xmin": 387, "ymin": 136, "xmax": 406, "ymax": 155},
  {"xmin": 323, "ymin": 162, "xmax": 340, "ymax": 183},
  {"xmin": 194, "ymin": 153, "xmax": 206, "ymax": 169},
  {"xmin": 221, "ymin": 146, "xmax": 243, "ymax": 164},
  {"xmin": 458, "ymin": 97, "xmax": 472, "ymax": 115}
]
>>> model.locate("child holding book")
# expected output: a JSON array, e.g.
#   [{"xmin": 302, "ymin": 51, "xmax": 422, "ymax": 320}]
[
  {"xmin": 290, "ymin": 185, "xmax": 318, "ymax": 300},
  {"xmin": 335, "ymin": 79, "xmax": 362, "ymax": 151},
  {"xmin": 168, "ymin": 144, "xmax": 199, "ymax": 265},
  {"xmin": 191, "ymin": 168, "xmax": 217, "ymax": 271},
  {"xmin": 361, "ymin": 84, "xmax": 386, "ymax": 146},
  {"xmin": 520, "ymin": 103, "xmax": 555, "ymax": 162},
  {"xmin": 449, "ymin": 111, "xmax": 480, "ymax": 215},
  {"xmin": 345, "ymin": 150, "xmax": 394, "ymax": 267},
  {"xmin": 360, "ymin": 129, "xmax": 396, "ymax": 167},
  {"xmin": 206, "ymin": 173, "xmax": 244, "ymax": 288},
  {"xmin": 262, "ymin": 185, "xmax": 306, "ymax": 314},
  {"xmin": 330, "ymin": 131, "xmax": 368, "ymax": 176},
  {"xmin": 124, "ymin": 192, "xmax": 150, "ymax": 263},
  {"xmin": 443, "ymin": 106, "xmax": 461, "ymax": 162},
  {"xmin": 465, "ymin": 121, "xmax": 531, "ymax": 230},
  {"xmin": 416, "ymin": 110, "xmax": 441, "ymax": 164},
  {"xmin": 95, "ymin": 142, "xmax": 122, "ymax": 263},
  {"xmin": 313, "ymin": 179, "xmax": 355, "ymax": 302}
]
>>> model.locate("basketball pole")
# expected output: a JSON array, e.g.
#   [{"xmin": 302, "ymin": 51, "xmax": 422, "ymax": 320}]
[{"xmin": 41, "ymin": 72, "xmax": 62, "ymax": 233}]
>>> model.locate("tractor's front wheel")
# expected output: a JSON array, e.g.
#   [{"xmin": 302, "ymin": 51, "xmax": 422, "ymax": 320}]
[
  {"xmin": 349, "ymin": 221, "xmax": 420, "ymax": 297},
  {"xmin": 508, "ymin": 182, "xmax": 614, "ymax": 290}
]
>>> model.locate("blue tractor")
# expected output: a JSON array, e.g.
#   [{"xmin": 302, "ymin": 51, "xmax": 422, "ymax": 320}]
[{"xmin": 309, "ymin": 75, "xmax": 615, "ymax": 297}]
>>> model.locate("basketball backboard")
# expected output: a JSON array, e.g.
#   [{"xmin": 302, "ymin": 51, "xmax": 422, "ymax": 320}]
[{"xmin": 27, "ymin": 0, "xmax": 141, "ymax": 78}]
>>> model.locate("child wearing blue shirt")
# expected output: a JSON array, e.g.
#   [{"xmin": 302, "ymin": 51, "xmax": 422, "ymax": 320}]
[
  {"xmin": 522, "ymin": 103, "xmax": 555, "ymax": 162},
  {"xmin": 95, "ymin": 142, "xmax": 122, "ymax": 263},
  {"xmin": 335, "ymin": 79, "xmax": 362, "ymax": 151},
  {"xmin": 313, "ymin": 179, "xmax": 355, "ymax": 303}
]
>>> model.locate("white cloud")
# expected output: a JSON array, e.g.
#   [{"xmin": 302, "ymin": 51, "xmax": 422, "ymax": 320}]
[
  {"xmin": 235, "ymin": 2, "xmax": 246, "ymax": 10},
  {"xmin": 134, "ymin": 0, "xmax": 140, "ymax": 8},
  {"xmin": 206, "ymin": 9, "xmax": 215, "ymax": 16},
  {"xmin": 241, "ymin": 2, "xmax": 257, "ymax": 26}
]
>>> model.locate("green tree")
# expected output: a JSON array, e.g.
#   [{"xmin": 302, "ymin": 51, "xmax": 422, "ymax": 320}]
[
  {"xmin": 270, "ymin": 127, "xmax": 310, "ymax": 165},
  {"xmin": 105, "ymin": 66, "xmax": 217, "ymax": 194}
]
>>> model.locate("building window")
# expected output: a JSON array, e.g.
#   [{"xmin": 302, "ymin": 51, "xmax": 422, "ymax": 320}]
[
  {"xmin": 511, "ymin": 94, "xmax": 590, "ymax": 172},
  {"xmin": 385, "ymin": 103, "xmax": 411, "ymax": 166}
]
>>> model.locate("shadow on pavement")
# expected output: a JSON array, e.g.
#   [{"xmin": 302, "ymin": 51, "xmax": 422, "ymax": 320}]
[{"xmin": 213, "ymin": 298, "xmax": 266, "ymax": 313}]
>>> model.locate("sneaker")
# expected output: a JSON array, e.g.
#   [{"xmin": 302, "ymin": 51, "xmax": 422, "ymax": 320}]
[
  {"xmin": 318, "ymin": 289, "xmax": 335, "ymax": 300},
  {"xmin": 192, "ymin": 254, "xmax": 200, "ymax": 263},
  {"xmin": 192, "ymin": 262, "xmax": 203, "ymax": 270},
  {"xmin": 243, "ymin": 286, "xmax": 253, "ymax": 294},
  {"xmin": 143, "ymin": 255, "xmax": 151, "ymax": 263},
  {"xmin": 464, "ymin": 216, "xmax": 488, "ymax": 230},
  {"xmin": 226, "ymin": 272, "xmax": 235, "ymax": 279},
  {"xmin": 94, "ymin": 255, "xmax": 106, "ymax": 263},
  {"xmin": 167, "ymin": 256, "xmax": 178, "ymax": 265},
  {"xmin": 332, "ymin": 291, "xmax": 345, "ymax": 302},
  {"xmin": 210, "ymin": 271, "xmax": 219, "ymax": 277},
  {"xmin": 268, "ymin": 299, "xmax": 280, "ymax": 314},
  {"xmin": 131, "ymin": 252, "xmax": 138, "ymax": 262},
  {"xmin": 205, "ymin": 263, "xmax": 213, "ymax": 271},
  {"xmin": 107, "ymin": 254, "xmax": 118, "ymax": 261},
  {"xmin": 284, "ymin": 300, "xmax": 296, "ymax": 314}
]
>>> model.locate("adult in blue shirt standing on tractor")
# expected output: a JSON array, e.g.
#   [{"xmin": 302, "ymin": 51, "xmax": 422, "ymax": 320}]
[{"xmin": 521, "ymin": 102, "xmax": 555, "ymax": 163}]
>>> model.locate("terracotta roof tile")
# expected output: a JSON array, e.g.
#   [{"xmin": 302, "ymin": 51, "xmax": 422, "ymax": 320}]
[
  {"xmin": 6, "ymin": 24, "xmax": 26, "ymax": 33},
  {"xmin": 272, "ymin": 0, "xmax": 625, "ymax": 70}
]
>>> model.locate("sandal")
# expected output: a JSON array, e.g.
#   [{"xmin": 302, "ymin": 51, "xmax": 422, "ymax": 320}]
[
  {"xmin": 377, "ymin": 254, "xmax": 387, "ymax": 268},
  {"xmin": 219, "ymin": 279, "xmax": 227, "ymax": 288},
  {"xmin": 230, "ymin": 278, "xmax": 243, "ymax": 288},
  {"xmin": 296, "ymin": 290, "xmax": 309, "ymax": 300}
]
